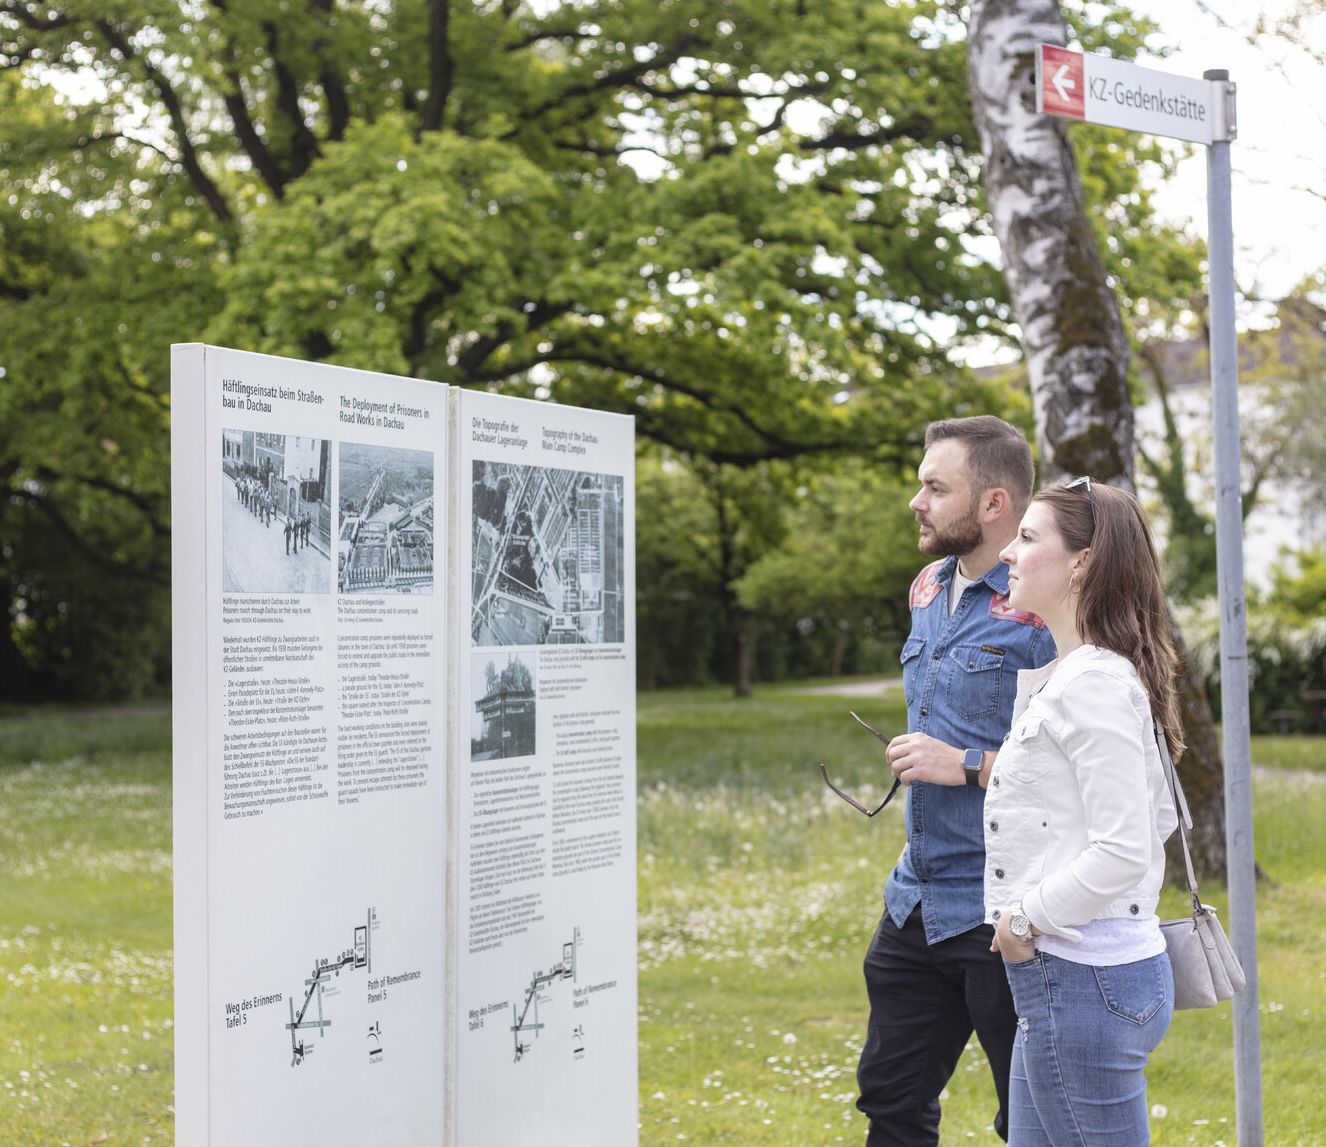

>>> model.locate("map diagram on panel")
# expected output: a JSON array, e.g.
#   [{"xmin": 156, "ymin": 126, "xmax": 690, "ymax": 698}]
[
  {"xmin": 511, "ymin": 926, "xmax": 581, "ymax": 1063},
  {"xmin": 471, "ymin": 463, "xmax": 624, "ymax": 646},
  {"xmin": 285, "ymin": 908, "xmax": 379, "ymax": 1067}
]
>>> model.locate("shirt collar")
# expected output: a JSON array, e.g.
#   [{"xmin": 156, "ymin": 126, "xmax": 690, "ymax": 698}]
[{"xmin": 938, "ymin": 555, "xmax": 1010, "ymax": 595}]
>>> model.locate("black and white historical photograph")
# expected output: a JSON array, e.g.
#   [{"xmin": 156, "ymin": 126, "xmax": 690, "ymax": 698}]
[
  {"xmin": 337, "ymin": 442, "xmax": 435, "ymax": 594},
  {"xmin": 469, "ymin": 651, "xmax": 537, "ymax": 762},
  {"xmin": 471, "ymin": 462, "xmax": 625, "ymax": 646},
  {"xmin": 222, "ymin": 430, "xmax": 332, "ymax": 593}
]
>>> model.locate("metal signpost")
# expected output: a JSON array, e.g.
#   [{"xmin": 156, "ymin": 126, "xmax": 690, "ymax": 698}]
[{"xmin": 1036, "ymin": 44, "xmax": 1262, "ymax": 1146}]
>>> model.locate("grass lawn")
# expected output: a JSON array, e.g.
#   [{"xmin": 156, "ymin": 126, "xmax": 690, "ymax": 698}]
[{"xmin": 2, "ymin": 691, "xmax": 1323, "ymax": 1145}]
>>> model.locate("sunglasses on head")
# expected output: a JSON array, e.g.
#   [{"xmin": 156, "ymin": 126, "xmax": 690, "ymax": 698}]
[{"xmin": 1065, "ymin": 475, "xmax": 1097, "ymax": 535}]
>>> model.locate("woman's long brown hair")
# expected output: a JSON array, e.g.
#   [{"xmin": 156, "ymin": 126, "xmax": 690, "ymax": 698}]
[{"xmin": 1034, "ymin": 482, "xmax": 1185, "ymax": 760}]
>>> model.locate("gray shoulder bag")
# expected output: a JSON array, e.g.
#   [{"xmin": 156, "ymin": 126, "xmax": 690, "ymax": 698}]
[{"xmin": 1155, "ymin": 723, "xmax": 1247, "ymax": 1009}]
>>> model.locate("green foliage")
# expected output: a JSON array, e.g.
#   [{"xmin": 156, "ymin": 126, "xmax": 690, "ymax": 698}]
[
  {"xmin": 1268, "ymin": 547, "xmax": 1326, "ymax": 623},
  {"xmin": 0, "ymin": 0, "xmax": 1209, "ymax": 697},
  {"xmin": 1175, "ymin": 595, "xmax": 1326, "ymax": 734},
  {"xmin": 735, "ymin": 462, "xmax": 924, "ymax": 674},
  {"xmin": 213, "ymin": 116, "xmax": 567, "ymax": 376},
  {"xmin": 635, "ymin": 456, "xmax": 724, "ymax": 688}
]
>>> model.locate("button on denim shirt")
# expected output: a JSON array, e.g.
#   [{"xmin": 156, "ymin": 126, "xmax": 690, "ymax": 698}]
[{"xmin": 883, "ymin": 556, "xmax": 1054, "ymax": 943}]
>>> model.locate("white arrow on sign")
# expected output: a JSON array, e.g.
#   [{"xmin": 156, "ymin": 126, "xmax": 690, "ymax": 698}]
[{"xmin": 1051, "ymin": 63, "xmax": 1075, "ymax": 103}]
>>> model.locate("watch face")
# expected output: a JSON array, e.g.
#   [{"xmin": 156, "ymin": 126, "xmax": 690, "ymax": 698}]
[
  {"xmin": 1010, "ymin": 912, "xmax": 1031, "ymax": 938},
  {"xmin": 963, "ymin": 749, "xmax": 982, "ymax": 771}
]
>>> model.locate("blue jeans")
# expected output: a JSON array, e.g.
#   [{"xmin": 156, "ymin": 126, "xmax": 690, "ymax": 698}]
[{"xmin": 1003, "ymin": 951, "xmax": 1173, "ymax": 1146}]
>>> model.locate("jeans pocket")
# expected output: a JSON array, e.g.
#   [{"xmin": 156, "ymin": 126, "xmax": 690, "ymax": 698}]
[{"xmin": 1093, "ymin": 958, "xmax": 1168, "ymax": 1024}]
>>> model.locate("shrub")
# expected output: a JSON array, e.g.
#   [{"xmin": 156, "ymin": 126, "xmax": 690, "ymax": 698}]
[{"xmin": 1175, "ymin": 597, "xmax": 1326, "ymax": 734}]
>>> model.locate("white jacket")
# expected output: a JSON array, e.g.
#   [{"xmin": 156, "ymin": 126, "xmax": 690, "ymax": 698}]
[{"xmin": 983, "ymin": 645, "xmax": 1178, "ymax": 941}]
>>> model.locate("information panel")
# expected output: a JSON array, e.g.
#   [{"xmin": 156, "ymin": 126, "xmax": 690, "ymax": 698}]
[
  {"xmin": 450, "ymin": 391, "xmax": 638, "ymax": 1147},
  {"xmin": 173, "ymin": 345, "xmax": 637, "ymax": 1145},
  {"xmin": 172, "ymin": 344, "xmax": 448, "ymax": 1145}
]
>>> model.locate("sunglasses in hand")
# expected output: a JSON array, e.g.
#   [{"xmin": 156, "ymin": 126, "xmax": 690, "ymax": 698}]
[{"xmin": 818, "ymin": 711, "xmax": 902, "ymax": 817}]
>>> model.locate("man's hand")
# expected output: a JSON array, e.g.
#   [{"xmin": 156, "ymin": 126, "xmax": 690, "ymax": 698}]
[{"xmin": 885, "ymin": 733, "xmax": 966, "ymax": 786}]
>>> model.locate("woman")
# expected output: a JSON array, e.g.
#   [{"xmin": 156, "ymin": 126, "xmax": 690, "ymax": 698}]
[{"xmin": 984, "ymin": 477, "xmax": 1180, "ymax": 1146}]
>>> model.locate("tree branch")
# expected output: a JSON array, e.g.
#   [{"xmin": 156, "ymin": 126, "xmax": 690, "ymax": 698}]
[
  {"xmin": 218, "ymin": 66, "xmax": 290, "ymax": 197},
  {"xmin": 309, "ymin": 0, "xmax": 350, "ymax": 141},
  {"xmin": 452, "ymin": 299, "xmax": 576, "ymax": 377},
  {"xmin": 552, "ymin": 139, "xmax": 666, "ymax": 160},
  {"xmin": 9, "ymin": 486, "xmax": 169, "ymax": 586},
  {"xmin": 799, "ymin": 113, "xmax": 937, "ymax": 151},
  {"xmin": 403, "ymin": 268, "xmax": 465, "ymax": 363},
  {"xmin": 93, "ymin": 18, "xmax": 234, "ymax": 223},
  {"xmin": 264, "ymin": 20, "xmax": 322, "ymax": 178},
  {"xmin": 474, "ymin": 346, "xmax": 852, "ymax": 464},
  {"xmin": 502, "ymin": 25, "xmax": 595, "ymax": 53},
  {"xmin": 30, "ymin": 466, "xmax": 168, "ymax": 535},
  {"xmin": 73, "ymin": 127, "xmax": 176, "ymax": 165},
  {"xmin": 0, "ymin": 2, "xmax": 73, "ymax": 32},
  {"xmin": 202, "ymin": 0, "xmax": 290, "ymax": 197},
  {"xmin": 502, "ymin": 34, "xmax": 700, "ymax": 138},
  {"xmin": 419, "ymin": 0, "xmax": 453, "ymax": 134}
]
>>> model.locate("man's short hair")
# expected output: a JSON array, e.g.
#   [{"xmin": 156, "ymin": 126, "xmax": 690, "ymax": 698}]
[{"xmin": 923, "ymin": 416, "xmax": 1034, "ymax": 512}]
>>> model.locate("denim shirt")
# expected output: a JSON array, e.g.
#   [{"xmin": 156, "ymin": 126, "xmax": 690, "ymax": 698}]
[{"xmin": 883, "ymin": 556, "xmax": 1054, "ymax": 943}]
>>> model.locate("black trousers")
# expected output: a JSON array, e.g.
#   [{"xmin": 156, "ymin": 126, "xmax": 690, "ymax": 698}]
[{"xmin": 856, "ymin": 905, "xmax": 1016, "ymax": 1146}]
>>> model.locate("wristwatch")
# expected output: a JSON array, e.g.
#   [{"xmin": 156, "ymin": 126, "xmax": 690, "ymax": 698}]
[
  {"xmin": 1008, "ymin": 905, "xmax": 1034, "ymax": 942},
  {"xmin": 962, "ymin": 748, "xmax": 984, "ymax": 787}
]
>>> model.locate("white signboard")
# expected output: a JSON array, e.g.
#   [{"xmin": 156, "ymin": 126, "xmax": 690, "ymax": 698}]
[
  {"xmin": 1036, "ymin": 44, "xmax": 1230, "ymax": 145},
  {"xmin": 173, "ymin": 344, "xmax": 637, "ymax": 1146},
  {"xmin": 451, "ymin": 390, "xmax": 638, "ymax": 1147},
  {"xmin": 172, "ymin": 344, "xmax": 448, "ymax": 1145}
]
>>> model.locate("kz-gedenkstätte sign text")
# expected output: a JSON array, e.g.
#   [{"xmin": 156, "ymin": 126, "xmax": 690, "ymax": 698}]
[{"xmin": 1037, "ymin": 44, "xmax": 1233, "ymax": 145}]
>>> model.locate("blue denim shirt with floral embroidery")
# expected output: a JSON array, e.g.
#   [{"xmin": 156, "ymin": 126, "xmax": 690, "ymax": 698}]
[{"xmin": 882, "ymin": 555, "xmax": 1054, "ymax": 943}]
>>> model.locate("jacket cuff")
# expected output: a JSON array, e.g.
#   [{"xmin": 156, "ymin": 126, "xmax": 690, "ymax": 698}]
[{"xmin": 1022, "ymin": 886, "xmax": 1082, "ymax": 944}]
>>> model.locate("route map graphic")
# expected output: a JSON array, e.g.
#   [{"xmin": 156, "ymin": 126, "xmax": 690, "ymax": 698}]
[
  {"xmin": 286, "ymin": 908, "xmax": 377, "ymax": 1067},
  {"xmin": 511, "ymin": 927, "xmax": 580, "ymax": 1062}
]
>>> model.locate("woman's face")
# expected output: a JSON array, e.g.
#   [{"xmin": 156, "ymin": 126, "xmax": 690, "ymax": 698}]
[{"xmin": 999, "ymin": 501, "xmax": 1083, "ymax": 616}]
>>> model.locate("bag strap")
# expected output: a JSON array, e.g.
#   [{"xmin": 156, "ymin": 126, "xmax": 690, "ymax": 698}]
[{"xmin": 1154, "ymin": 720, "xmax": 1204, "ymax": 916}]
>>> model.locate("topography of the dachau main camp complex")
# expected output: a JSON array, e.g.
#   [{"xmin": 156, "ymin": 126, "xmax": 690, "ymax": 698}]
[{"xmin": 471, "ymin": 462, "xmax": 625, "ymax": 646}]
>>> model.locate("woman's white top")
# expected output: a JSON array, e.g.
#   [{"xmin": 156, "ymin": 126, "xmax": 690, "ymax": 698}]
[{"xmin": 983, "ymin": 645, "xmax": 1178, "ymax": 963}]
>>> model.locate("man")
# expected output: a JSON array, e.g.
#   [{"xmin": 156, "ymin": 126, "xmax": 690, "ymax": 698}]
[{"xmin": 857, "ymin": 416, "xmax": 1054, "ymax": 1145}]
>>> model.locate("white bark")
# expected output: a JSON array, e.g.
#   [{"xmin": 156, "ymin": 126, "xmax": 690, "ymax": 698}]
[
  {"xmin": 966, "ymin": 0, "xmax": 1135, "ymax": 488},
  {"xmin": 965, "ymin": 0, "xmax": 1230, "ymax": 882}
]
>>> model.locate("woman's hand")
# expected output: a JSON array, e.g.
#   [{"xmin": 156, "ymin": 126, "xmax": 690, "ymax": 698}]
[{"xmin": 991, "ymin": 911, "xmax": 1038, "ymax": 964}]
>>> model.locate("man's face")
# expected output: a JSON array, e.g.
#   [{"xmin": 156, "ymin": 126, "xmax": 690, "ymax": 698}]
[{"xmin": 908, "ymin": 439, "xmax": 984, "ymax": 557}]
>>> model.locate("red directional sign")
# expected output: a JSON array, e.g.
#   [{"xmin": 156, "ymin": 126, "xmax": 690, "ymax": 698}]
[
  {"xmin": 1039, "ymin": 45, "xmax": 1085, "ymax": 119},
  {"xmin": 1035, "ymin": 43, "xmax": 1225, "ymax": 145}
]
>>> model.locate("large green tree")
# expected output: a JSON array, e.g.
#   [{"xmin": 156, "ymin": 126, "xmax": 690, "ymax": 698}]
[{"xmin": 1, "ymin": 0, "xmax": 1198, "ymax": 698}]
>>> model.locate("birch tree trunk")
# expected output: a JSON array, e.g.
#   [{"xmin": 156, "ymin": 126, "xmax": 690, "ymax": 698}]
[{"xmin": 966, "ymin": 0, "xmax": 1231, "ymax": 881}]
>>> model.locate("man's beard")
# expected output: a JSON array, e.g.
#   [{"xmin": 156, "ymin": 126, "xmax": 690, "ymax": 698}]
[{"xmin": 917, "ymin": 498, "xmax": 983, "ymax": 557}]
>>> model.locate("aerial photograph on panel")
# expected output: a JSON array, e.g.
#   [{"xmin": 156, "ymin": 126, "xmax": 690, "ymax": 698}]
[
  {"xmin": 471, "ymin": 462, "xmax": 624, "ymax": 646},
  {"xmin": 338, "ymin": 443, "xmax": 435, "ymax": 594}
]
